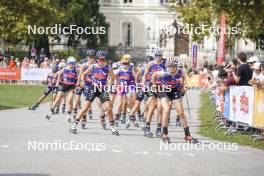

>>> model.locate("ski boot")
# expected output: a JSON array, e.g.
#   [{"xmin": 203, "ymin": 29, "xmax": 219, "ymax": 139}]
[
  {"xmin": 69, "ymin": 121, "xmax": 78, "ymax": 134},
  {"xmin": 73, "ymin": 109, "xmax": 77, "ymax": 119},
  {"xmin": 100, "ymin": 116, "xmax": 106, "ymax": 129},
  {"xmin": 88, "ymin": 110, "xmax": 93, "ymax": 120},
  {"xmin": 136, "ymin": 113, "xmax": 143, "ymax": 122},
  {"xmin": 110, "ymin": 125, "xmax": 119, "ymax": 136},
  {"xmin": 28, "ymin": 103, "xmax": 39, "ymax": 110},
  {"xmin": 155, "ymin": 127, "xmax": 162, "ymax": 138},
  {"xmin": 55, "ymin": 106, "xmax": 60, "ymax": 114},
  {"xmin": 126, "ymin": 115, "xmax": 137, "ymax": 129},
  {"xmin": 121, "ymin": 112, "xmax": 126, "ymax": 124},
  {"xmin": 161, "ymin": 133, "xmax": 170, "ymax": 143},
  {"xmin": 176, "ymin": 116, "xmax": 181, "ymax": 127},
  {"xmin": 67, "ymin": 112, "xmax": 73, "ymax": 123},
  {"xmin": 114, "ymin": 114, "xmax": 121, "ymax": 127},
  {"xmin": 45, "ymin": 109, "xmax": 55, "ymax": 120},
  {"xmin": 62, "ymin": 104, "xmax": 66, "ymax": 114},
  {"xmin": 81, "ymin": 115, "xmax": 87, "ymax": 129},
  {"xmin": 144, "ymin": 126, "xmax": 153, "ymax": 138},
  {"xmin": 185, "ymin": 135, "xmax": 198, "ymax": 144}
]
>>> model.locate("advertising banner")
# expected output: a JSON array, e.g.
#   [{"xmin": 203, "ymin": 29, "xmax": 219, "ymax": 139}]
[
  {"xmin": 224, "ymin": 88, "xmax": 230, "ymax": 119},
  {"xmin": 229, "ymin": 86, "xmax": 254, "ymax": 125},
  {"xmin": 0, "ymin": 68, "xmax": 21, "ymax": 80},
  {"xmin": 21, "ymin": 68, "xmax": 51, "ymax": 81},
  {"xmin": 252, "ymin": 88, "xmax": 264, "ymax": 127}
]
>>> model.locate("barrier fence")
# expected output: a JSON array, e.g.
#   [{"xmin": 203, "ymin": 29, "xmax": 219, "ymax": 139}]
[{"xmin": 211, "ymin": 86, "xmax": 264, "ymax": 141}]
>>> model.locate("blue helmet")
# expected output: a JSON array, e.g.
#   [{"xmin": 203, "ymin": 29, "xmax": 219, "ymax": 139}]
[
  {"xmin": 96, "ymin": 51, "xmax": 107, "ymax": 59},
  {"xmin": 87, "ymin": 49, "xmax": 96, "ymax": 57}
]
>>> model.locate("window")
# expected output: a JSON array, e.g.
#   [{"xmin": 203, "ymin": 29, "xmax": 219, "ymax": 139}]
[
  {"xmin": 122, "ymin": 23, "xmax": 132, "ymax": 47},
  {"xmin": 100, "ymin": 0, "xmax": 111, "ymax": 5},
  {"xmin": 124, "ymin": 0, "xmax": 133, "ymax": 3}
]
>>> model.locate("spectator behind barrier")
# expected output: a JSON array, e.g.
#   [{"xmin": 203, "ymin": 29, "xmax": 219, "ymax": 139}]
[
  {"xmin": 248, "ymin": 62, "xmax": 264, "ymax": 88},
  {"xmin": 8, "ymin": 56, "xmax": 17, "ymax": 69},
  {"xmin": 233, "ymin": 52, "xmax": 253, "ymax": 86}
]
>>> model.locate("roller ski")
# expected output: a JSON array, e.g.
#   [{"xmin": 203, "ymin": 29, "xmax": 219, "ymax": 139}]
[
  {"xmin": 45, "ymin": 109, "xmax": 55, "ymax": 120},
  {"xmin": 88, "ymin": 110, "xmax": 93, "ymax": 120},
  {"xmin": 69, "ymin": 121, "xmax": 78, "ymax": 134},
  {"xmin": 184, "ymin": 135, "xmax": 198, "ymax": 144},
  {"xmin": 100, "ymin": 116, "xmax": 106, "ymax": 129},
  {"xmin": 155, "ymin": 127, "xmax": 162, "ymax": 138},
  {"xmin": 161, "ymin": 134, "xmax": 170, "ymax": 143},
  {"xmin": 137, "ymin": 113, "xmax": 143, "ymax": 122},
  {"xmin": 176, "ymin": 116, "xmax": 181, "ymax": 127},
  {"xmin": 144, "ymin": 127, "xmax": 153, "ymax": 138},
  {"xmin": 28, "ymin": 104, "xmax": 38, "ymax": 110},
  {"xmin": 110, "ymin": 126, "xmax": 119, "ymax": 136}
]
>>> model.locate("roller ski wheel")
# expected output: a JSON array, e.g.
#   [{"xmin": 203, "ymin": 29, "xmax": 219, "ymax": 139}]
[
  {"xmin": 125, "ymin": 120, "xmax": 131, "ymax": 129},
  {"xmin": 111, "ymin": 127, "xmax": 119, "ymax": 136},
  {"xmin": 155, "ymin": 128, "xmax": 162, "ymax": 138},
  {"xmin": 185, "ymin": 136, "xmax": 198, "ymax": 144},
  {"xmin": 69, "ymin": 128, "xmax": 77, "ymax": 134},
  {"xmin": 28, "ymin": 106, "xmax": 37, "ymax": 110},
  {"xmin": 162, "ymin": 135, "xmax": 170, "ymax": 143},
  {"xmin": 45, "ymin": 111, "xmax": 55, "ymax": 120},
  {"xmin": 133, "ymin": 121, "xmax": 139, "ymax": 128}
]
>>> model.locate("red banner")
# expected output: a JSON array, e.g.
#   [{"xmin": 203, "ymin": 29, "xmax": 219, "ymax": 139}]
[
  {"xmin": 217, "ymin": 13, "xmax": 226, "ymax": 65},
  {"xmin": 0, "ymin": 68, "xmax": 21, "ymax": 80}
]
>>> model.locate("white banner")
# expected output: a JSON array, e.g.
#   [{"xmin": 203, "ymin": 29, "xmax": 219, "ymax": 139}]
[
  {"xmin": 229, "ymin": 86, "xmax": 254, "ymax": 126},
  {"xmin": 21, "ymin": 68, "xmax": 52, "ymax": 81}
]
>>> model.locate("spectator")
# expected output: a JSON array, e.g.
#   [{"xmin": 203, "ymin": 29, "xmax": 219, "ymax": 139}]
[
  {"xmin": 29, "ymin": 59, "xmax": 38, "ymax": 68},
  {"xmin": 4, "ymin": 46, "xmax": 11, "ymax": 59},
  {"xmin": 15, "ymin": 58, "xmax": 21, "ymax": 68},
  {"xmin": 0, "ymin": 50, "xmax": 3, "ymax": 64},
  {"xmin": 248, "ymin": 62, "xmax": 264, "ymax": 88},
  {"xmin": 39, "ymin": 48, "xmax": 46, "ymax": 66},
  {"xmin": 233, "ymin": 52, "xmax": 253, "ymax": 86},
  {"xmin": 40, "ymin": 57, "xmax": 50, "ymax": 68},
  {"xmin": 247, "ymin": 56, "xmax": 259, "ymax": 68},
  {"xmin": 225, "ymin": 59, "xmax": 238, "ymax": 87},
  {"xmin": 8, "ymin": 56, "xmax": 17, "ymax": 69},
  {"xmin": 21, "ymin": 57, "xmax": 30, "ymax": 69}
]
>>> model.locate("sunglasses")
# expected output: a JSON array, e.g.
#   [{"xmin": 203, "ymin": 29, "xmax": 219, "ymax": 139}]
[{"xmin": 122, "ymin": 62, "xmax": 129, "ymax": 65}]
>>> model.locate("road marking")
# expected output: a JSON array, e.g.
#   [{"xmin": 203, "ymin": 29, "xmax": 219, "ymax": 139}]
[
  {"xmin": 183, "ymin": 153, "xmax": 195, "ymax": 157},
  {"xmin": 156, "ymin": 152, "xmax": 171, "ymax": 156},
  {"xmin": 1, "ymin": 145, "xmax": 9, "ymax": 148},
  {"xmin": 112, "ymin": 149, "xmax": 123, "ymax": 153},
  {"xmin": 134, "ymin": 151, "xmax": 148, "ymax": 155}
]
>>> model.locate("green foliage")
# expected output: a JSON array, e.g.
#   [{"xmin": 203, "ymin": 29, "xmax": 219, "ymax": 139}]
[{"xmin": 171, "ymin": 0, "xmax": 264, "ymax": 43}]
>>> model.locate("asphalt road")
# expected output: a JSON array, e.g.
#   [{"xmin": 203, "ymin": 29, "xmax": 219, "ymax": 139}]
[{"xmin": 0, "ymin": 90, "xmax": 264, "ymax": 176}]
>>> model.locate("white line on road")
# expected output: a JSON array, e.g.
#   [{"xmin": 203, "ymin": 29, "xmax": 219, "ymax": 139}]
[
  {"xmin": 0, "ymin": 145, "xmax": 9, "ymax": 148},
  {"xmin": 133, "ymin": 151, "xmax": 148, "ymax": 155}
]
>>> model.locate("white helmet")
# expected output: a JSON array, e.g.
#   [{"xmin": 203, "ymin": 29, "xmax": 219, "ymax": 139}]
[
  {"xmin": 167, "ymin": 56, "xmax": 178, "ymax": 66},
  {"xmin": 59, "ymin": 62, "xmax": 66, "ymax": 69},
  {"xmin": 67, "ymin": 56, "xmax": 76, "ymax": 64}
]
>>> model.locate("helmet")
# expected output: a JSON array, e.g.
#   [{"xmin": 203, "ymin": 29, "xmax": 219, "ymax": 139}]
[
  {"xmin": 59, "ymin": 62, "xmax": 66, "ymax": 69},
  {"xmin": 121, "ymin": 54, "xmax": 131, "ymax": 63},
  {"xmin": 86, "ymin": 49, "xmax": 96, "ymax": 57},
  {"xmin": 67, "ymin": 56, "xmax": 76, "ymax": 65},
  {"xmin": 167, "ymin": 56, "xmax": 178, "ymax": 66},
  {"xmin": 154, "ymin": 50, "xmax": 163, "ymax": 57},
  {"xmin": 96, "ymin": 51, "xmax": 107, "ymax": 59}
]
